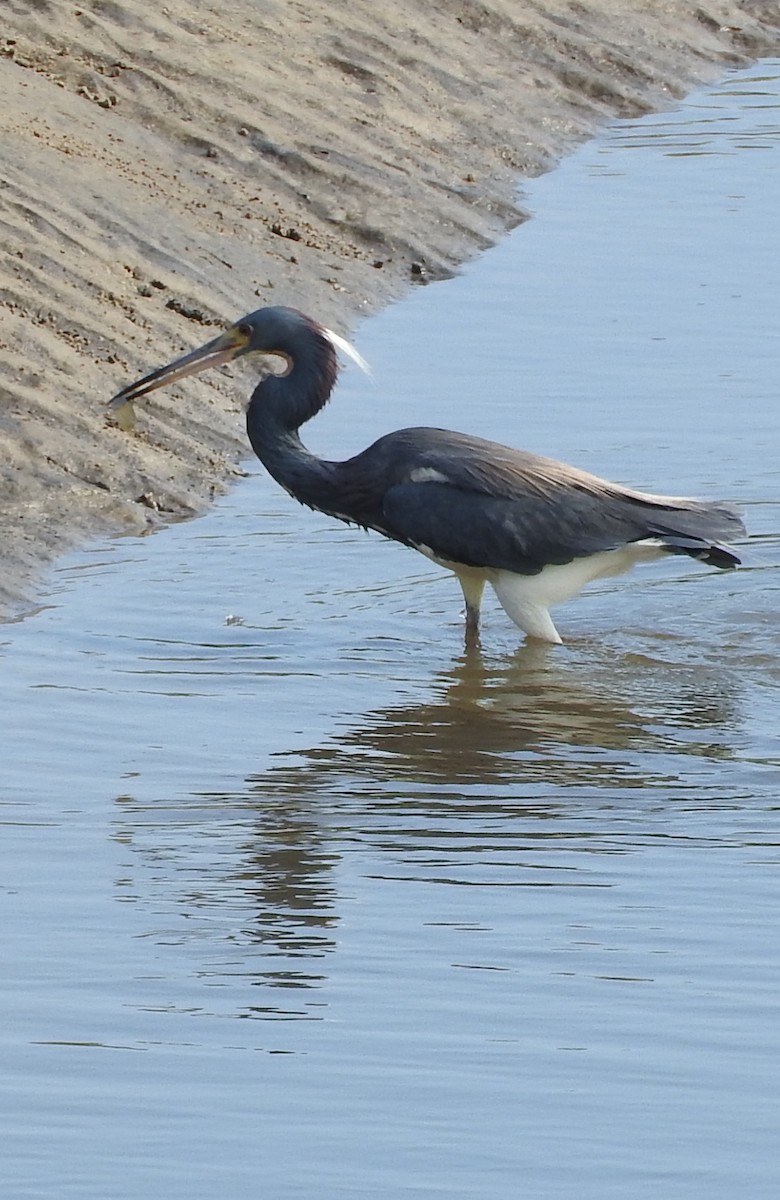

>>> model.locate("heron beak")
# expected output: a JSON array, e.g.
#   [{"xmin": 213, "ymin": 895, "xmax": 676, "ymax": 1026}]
[{"xmin": 107, "ymin": 324, "xmax": 251, "ymax": 428}]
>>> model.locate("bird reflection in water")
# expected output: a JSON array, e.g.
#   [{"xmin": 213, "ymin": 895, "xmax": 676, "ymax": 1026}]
[
  {"xmin": 112, "ymin": 790, "xmax": 341, "ymax": 1016},
  {"xmin": 112, "ymin": 642, "xmax": 742, "ymax": 1015},
  {"xmin": 249, "ymin": 639, "xmax": 742, "ymax": 799}
]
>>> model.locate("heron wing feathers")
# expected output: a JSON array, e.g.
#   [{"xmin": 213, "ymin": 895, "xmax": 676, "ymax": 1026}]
[
  {"xmin": 390, "ymin": 430, "xmax": 743, "ymax": 534},
  {"xmin": 382, "ymin": 481, "xmax": 651, "ymax": 573},
  {"xmin": 375, "ymin": 427, "xmax": 744, "ymax": 573}
]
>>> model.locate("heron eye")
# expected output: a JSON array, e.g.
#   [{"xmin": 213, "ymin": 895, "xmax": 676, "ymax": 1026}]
[{"xmin": 237, "ymin": 323, "xmax": 252, "ymax": 339}]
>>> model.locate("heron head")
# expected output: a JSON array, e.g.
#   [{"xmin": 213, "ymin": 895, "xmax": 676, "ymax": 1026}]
[{"xmin": 107, "ymin": 306, "xmax": 367, "ymax": 429}]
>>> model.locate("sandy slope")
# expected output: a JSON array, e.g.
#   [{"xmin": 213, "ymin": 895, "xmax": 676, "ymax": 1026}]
[{"xmin": 1, "ymin": 0, "xmax": 778, "ymax": 615}]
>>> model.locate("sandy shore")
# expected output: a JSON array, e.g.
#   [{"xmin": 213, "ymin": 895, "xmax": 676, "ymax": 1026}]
[{"xmin": 1, "ymin": 0, "xmax": 778, "ymax": 616}]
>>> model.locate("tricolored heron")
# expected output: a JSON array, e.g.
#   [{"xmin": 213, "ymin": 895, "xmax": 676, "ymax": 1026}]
[{"xmin": 109, "ymin": 305, "xmax": 744, "ymax": 643}]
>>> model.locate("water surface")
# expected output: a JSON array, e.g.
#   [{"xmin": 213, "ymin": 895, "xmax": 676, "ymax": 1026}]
[{"xmin": 2, "ymin": 61, "xmax": 780, "ymax": 1200}]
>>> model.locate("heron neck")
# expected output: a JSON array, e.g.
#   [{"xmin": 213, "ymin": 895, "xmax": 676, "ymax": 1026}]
[
  {"xmin": 254, "ymin": 341, "xmax": 336, "ymax": 431},
  {"xmin": 246, "ymin": 411, "xmax": 339, "ymax": 511},
  {"xmin": 245, "ymin": 350, "xmax": 343, "ymax": 510}
]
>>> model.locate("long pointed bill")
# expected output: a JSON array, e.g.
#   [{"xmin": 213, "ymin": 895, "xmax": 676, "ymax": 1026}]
[{"xmin": 107, "ymin": 324, "xmax": 251, "ymax": 429}]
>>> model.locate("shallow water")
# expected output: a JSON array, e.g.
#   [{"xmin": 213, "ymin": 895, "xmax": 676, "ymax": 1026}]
[{"xmin": 2, "ymin": 62, "xmax": 780, "ymax": 1199}]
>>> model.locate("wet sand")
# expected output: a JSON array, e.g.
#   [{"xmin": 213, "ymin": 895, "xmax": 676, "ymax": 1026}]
[{"xmin": 1, "ymin": 0, "xmax": 778, "ymax": 616}]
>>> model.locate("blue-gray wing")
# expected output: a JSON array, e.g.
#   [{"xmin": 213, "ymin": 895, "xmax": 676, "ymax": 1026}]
[
  {"xmin": 349, "ymin": 428, "xmax": 743, "ymax": 572},
  {"xmin": 381, "ymin": 481, "xmax": 652, "ymax": 574}
]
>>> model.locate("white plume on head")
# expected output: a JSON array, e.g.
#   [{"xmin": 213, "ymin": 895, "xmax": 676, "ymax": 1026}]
[{"xmin": 323, "ymin": 327, "xmax": 372, "ymax": 377}]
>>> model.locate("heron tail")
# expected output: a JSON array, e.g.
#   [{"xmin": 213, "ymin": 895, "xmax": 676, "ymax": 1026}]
[
  {"xmin": 641, "ymin": 498, "xmax": 745, "ymax": 569},
  {"xmin": 652, "ymin": 535, "xmax": 741, "ymax": 569}
]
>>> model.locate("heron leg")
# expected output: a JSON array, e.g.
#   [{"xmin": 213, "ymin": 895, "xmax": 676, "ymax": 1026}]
[{"xmin": 454, "ymin": 570, "xmax": 486, "ymax": 643}]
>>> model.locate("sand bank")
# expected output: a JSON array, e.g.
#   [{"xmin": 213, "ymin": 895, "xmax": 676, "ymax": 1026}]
[{"xmin": 1, "ymin": 1, "xmax": 778, "ymax": 614}]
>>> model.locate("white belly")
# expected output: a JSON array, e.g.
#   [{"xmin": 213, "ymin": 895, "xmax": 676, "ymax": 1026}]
[{"xmin": 416, "ymin": 540, "xmax": 666, "ymax": 643}]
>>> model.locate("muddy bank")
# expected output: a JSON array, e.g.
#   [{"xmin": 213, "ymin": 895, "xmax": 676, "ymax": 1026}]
[{"xmin": 1, "ymin": 0, "xmax": 778, "ymax": 616}]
